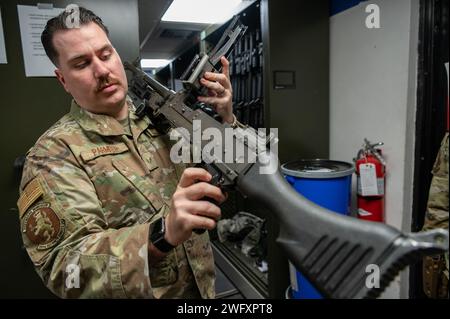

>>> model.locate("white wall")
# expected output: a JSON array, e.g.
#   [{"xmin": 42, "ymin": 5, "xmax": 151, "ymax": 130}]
[{"xmin": 329, "ymin": 0, "xmax": 420, "ymax": 298}]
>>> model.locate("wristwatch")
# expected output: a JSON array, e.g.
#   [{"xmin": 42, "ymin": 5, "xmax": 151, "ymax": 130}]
[{"xmin": 149, "ymin": 217, "xmax": 175, "ymax": 253}]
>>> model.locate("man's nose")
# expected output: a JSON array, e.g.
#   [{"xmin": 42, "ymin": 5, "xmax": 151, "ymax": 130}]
[{"xmin": 92, "ymin": 57, "xmax": 110, "ymax": 78}]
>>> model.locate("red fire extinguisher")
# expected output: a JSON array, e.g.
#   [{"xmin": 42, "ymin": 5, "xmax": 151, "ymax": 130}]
[{"xmin": 355, "ymin": 139, "xmax": 386, "ymax": 222}]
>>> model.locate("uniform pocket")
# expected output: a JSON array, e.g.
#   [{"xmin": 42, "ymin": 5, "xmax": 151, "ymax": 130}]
[
  {"xmin": 63, "ymin": 252, "xmax": 127, "ymax": 298},
  {"xmin": 112, "ymin": 158, "xmax": 165, "ymax": 213},
  {"xmin": 149, "ymin": 250, "xmax": 178, "ymax": 288},
  {"xmin": 81, "ymin": 145, "xmax": 164, "ymax": 227},
  {"xmin": 423, "ymin": 254, "xmax": 447, "ymax": 298}
]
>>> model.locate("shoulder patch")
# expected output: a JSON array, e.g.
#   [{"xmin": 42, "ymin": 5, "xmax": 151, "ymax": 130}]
[
  {"xmin": 22, "ymin": 203, "xmax": 65, "ymax": 250},
  {"xmin": 18, "ymin": 179, "xmax": 43, "ymax": 219}
]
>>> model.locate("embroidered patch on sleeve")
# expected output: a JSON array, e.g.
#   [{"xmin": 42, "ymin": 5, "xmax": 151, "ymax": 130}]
[
  {"xmin": 22, "ymin": 203, "xmax": 65, "ymax": 250},
  {"xmin": 18, "ymin": 178, "xmax": 43, "ymax": 219}
]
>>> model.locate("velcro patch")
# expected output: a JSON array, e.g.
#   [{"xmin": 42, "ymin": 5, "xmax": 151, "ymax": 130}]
[
  {"xmin": 18, "ymin": 178, "xmax": 43, "ymax": 219},
  {"xmin": 81, "ymin": 143, "xmax": 128, "ymax": 162},
  {"xmin": 22, "ymin": 203, "xmax": 65, "ymax": 250}
]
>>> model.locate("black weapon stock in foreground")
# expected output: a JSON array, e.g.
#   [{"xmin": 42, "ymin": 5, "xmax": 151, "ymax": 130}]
[{"xmin": 125, "ymin": 17, "xmax": 448, "ymax": 299}]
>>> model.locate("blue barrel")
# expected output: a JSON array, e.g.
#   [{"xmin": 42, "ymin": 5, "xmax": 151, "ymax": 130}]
[{"xmin": 281, "ymin": 159, "xmax": 354, "ymax": 299}]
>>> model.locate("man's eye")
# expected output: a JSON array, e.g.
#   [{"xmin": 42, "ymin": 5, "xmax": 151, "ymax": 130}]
[
  {"xmin": 101, "ymin": 53, "xmax": 111, "ymax": 61},
  {"xmin": 74, "ymin": 62, "xmax": 88, "ymax": 69}
]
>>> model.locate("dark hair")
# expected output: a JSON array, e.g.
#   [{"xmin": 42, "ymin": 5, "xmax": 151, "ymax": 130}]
[{"xmin": 41, "ymin": 6, "xmax": 109, "ymax": 66}]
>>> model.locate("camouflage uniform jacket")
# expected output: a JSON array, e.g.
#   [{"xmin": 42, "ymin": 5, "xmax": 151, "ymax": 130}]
[
  {"xmin": 423, "ymin": 132, "xmax": 449, "ymax": 240},
  {"xmin": 423, "ymin": 132, "xmax": 449, "ymax": 230},
  {"xmin": 422, "ymin": 132, "xmax": 449, "ymax": 297},
  {"xmin": 17, "ymin": 100, "xmax": 215, "ymax": 298}
]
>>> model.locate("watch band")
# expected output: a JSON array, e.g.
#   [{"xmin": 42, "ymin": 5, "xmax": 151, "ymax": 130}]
[{"xmin": 150, "ymin": 217, "xmax": 175, "ymax": 253}]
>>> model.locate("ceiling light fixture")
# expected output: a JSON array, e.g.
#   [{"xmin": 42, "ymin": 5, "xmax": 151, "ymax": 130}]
[
  {"xmin": 140, "ymin": 59, "xmax": 171, "ymax": 69},
  {"xmin": 161, "ymin": 0, "xmax": 242, "ymax": 24}
]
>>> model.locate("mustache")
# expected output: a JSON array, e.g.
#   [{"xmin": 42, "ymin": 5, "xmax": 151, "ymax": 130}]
[{"xmin": 96, "ymin": 77, "xmax": 120, "ymax": 92}]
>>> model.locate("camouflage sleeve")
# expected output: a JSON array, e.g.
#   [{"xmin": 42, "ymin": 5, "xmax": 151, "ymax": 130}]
[
  {"xmin": 18, "ymin": 136, "xmax": 153, "ymax": 298},
  {"xmin": 423, "ymin": 133, "xmax": 449, "ymax": 231},
  {"xmin": 422, "ymin": 133, "xmax": 449, "ymax": 297}
]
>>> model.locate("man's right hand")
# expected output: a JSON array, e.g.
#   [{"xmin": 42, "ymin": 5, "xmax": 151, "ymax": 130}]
[{"xmin": 164, "ymin": 167, "xmax": 226, "ymax": 246}]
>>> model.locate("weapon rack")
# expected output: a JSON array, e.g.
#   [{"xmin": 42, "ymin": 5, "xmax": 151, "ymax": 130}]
[
  {"xmin": 155, "ymin": 0, "xmax": 329, "ymax": 299},
  {"xmin": 155, "ymin": 2, "xmax": 272, "ymax": 298}
]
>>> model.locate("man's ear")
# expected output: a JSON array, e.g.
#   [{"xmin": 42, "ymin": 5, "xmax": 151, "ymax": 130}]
[{"xmin": 55, "ymin": 69, "xmax": 70, "ymax": 93}]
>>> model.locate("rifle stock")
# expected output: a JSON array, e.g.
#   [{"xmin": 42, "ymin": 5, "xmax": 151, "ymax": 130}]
[{"xmin": 238, "ymin": 151, "xmax": 448, "ymax": 298}]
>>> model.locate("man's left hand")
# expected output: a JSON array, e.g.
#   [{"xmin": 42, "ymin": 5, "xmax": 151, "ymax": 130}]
[{"xmin": 197, "ymin": 56, "xmax": 234, "ymax": 124}]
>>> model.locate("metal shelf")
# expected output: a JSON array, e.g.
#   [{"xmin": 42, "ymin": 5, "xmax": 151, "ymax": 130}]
[{"xmin": 212, "ymin": 242, "xmax": 267, "ymax": 299}]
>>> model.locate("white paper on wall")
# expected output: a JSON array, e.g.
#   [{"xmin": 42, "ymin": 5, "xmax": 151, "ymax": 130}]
[{"xmin": 17, "ymin": 4, "xmax": 64, "ymax": 77}]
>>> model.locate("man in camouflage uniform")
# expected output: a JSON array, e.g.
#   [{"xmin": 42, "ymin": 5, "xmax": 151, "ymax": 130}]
[
  {"xmin": 17, "ymin": 7, "xmax": 236, "ymax": 298},
  {"xmin": 422, "ymin": 132, "xmax": 449, "ymax": 298}
]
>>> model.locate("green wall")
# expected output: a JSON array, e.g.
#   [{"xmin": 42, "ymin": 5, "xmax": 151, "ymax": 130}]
[{"xmin": 0, "ymin": 0, "xmax": 139, "ymax": 298}]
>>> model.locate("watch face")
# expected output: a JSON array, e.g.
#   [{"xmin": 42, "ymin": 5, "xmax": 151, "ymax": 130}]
[
  {"xmin": 150, "ymin": 217, "xmax": 175, "ymax": 252},
  {"xmin": 150, "ymin": 217, "xmax": 164, "ymax": 242}
]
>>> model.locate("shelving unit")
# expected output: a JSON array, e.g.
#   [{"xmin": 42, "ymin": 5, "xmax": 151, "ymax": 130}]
[{"xmin": 154, "ymin": 0, "xmax": 329, "ymax": 299}]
